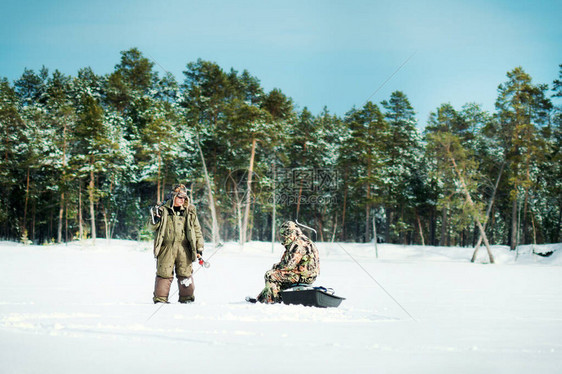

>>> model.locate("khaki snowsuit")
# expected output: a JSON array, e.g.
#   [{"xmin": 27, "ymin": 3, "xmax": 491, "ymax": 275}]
[
  {"xmin": 257, "ymin": 222, "xmax": 320, "ymax": 303},
  {"xmin": 151, "ymin": 197, "xmax": 204, "ymax": 303}
]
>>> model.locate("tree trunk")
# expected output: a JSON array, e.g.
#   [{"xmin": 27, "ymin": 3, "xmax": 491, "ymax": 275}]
[
  {"xmin": 341, "ymin": 185, "xmax": 347, "ymax": 241},
  {"xmin": 401, "ymin": 207, "xmax": 408, "ymax": 245},
  {"xmin": 552, "ymin": 199, "xmax": 562, "ymax": 243},
  {"xmin": 486, "ymin": 215, "xmax": 493, "ymax": 246},
  {"xmin": 104, "ymin": 177, "xmax": 114, "ymax": 240},
  {"xmin": 102, "ymin": 208, "xmax": 109, "ymax": 240},
  {"xmin": 79, "ymin": 182, "xmax": 84, "ymax": 240},
  {"xmin": 474, "ymin": 213, "xmax": 495, "ymax": 263},
  {"xmin": 429, "ymin": 209, "xmax": 436, "ymax": 245},
  {"xmin": 373, "ymin": 214, "xmax": 379, "ymax": 258},
  {"xmin": 24, "ymin": 167, "xmax": 30, "ymax": 235},
  {"xmin": 196, "ymin": 134, "xmax": 221, "ymax": 246},
  {"xmin": 471, "ymin": 162, "xmax": 504, "ymax": 262},
  {"xmin": 511, "ymin": 196, "xmax": 518, "ymax": 251},
  {"xmin": 331, "ymin": 214, "xmax": 338, "ymax": 243},
  {"xmin": 296, "ymin": 186, "xmax": 303, "ymax": 220},
  {"xmin": 416, "ymin": 210, "xmax": 425, "ymax": 246},
  {"xmin": 156, "ymin": 149, "xmax": 162, "ymax": 203},
  {"xmin": 440, "ymin": 206, "xmax": 448, "ymax": 246},
  {"xmin": 89, "ymin": 160, "xmax": 96, "ymax": 243},
  {"xmin": 248, "ymin": 195, "xmax": 255, "ymax": 242},
  {"xmin": 161, "ymin": 170, "xmax": 167, "ymax": 203},
  {"xmin": 450, "ymin": 156, "xmax": 494, "ymax": 263},
  {"xmin": 365, "ymin": 169, "xmax": 371, "ymax": 243},
  {"xmin": 236, "ymin": 196, "xmax": 242, "ymax": 244},
  {"xmin": 385, "ymin": 207, "xmax": 393, "ymax": 244},
  {"xmin": 57, "ymin": 192, "xmax": 64, "ymax": 243},
  {"xmin": 58, "ymin": 121, "xmax": 68, "ymax": 243},
  {"xmin": 531, "ymin": 213, "xmax": 537, "ymax": 252},
  {"xmin": 65, "ymin": 200, "xmax": 68, "ymax": 242},
  {"xmin": 271, "ymin": 162, "xmax": 276, "ymax": 253},
  {"xmin": 318, "ymin": 213, "xmax": 324, "ymax": 242},
  {"xmin": 522, "ymin": 188, "xmax": 529, "ymax": 245},
  {"xmin": 32, "ymin": 202, "xmax": 36, "ymax": 242},
  {"xmin": 229, "ymin": 173, "xmax": 243, "ymax": 245},
  {"xmin": 365, "ymin": 203, "xmax": 370, "ymax": 243},
  {"xmin": 241, "ymin": 138, "xmax": 257, "ymax": 245}
]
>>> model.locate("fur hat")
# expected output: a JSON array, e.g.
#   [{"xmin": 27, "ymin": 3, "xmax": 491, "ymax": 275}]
[
  {"xmin": 172, "ymin": 184, "xmax": 188, "ymax": 198},
  {"xmin": 171, "ymin": 184, "xmax": 189, "ymax": 206}
]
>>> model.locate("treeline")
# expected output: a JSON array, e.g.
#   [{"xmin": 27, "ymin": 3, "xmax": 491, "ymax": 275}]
[{"xmin": 0, "ymin": 48, "xmax": 560, "ymax": 248}]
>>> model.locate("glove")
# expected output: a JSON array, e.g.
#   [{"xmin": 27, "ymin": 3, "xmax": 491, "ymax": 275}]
[
  {"xmin": 150, "ymin": 206, "xmax": 162, "ymax": 224},
  {"xmin": 154, "ymin": 206, "xmax": 162, "ymax": 217}
]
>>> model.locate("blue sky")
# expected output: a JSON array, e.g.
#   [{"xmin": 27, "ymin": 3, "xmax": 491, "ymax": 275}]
[{"xmin": 1, "ymin": 0, "xmax": 560, "ymax": 126}]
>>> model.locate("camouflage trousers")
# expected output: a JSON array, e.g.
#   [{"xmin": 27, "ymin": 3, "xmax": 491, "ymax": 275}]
[{"xmin": 256, "ymin": 269, "xmax": 315, "ymax": 304}]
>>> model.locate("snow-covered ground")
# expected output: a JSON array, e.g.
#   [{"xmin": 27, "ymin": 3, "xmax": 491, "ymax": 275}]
[{"xmin": 1, "ymin": 239, "xmax": 561, "ymax": 373}]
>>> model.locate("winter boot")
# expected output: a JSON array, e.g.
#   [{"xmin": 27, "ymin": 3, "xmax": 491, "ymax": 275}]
[
  {"xmin": 153, "ymin": 276, "xmax": 173, "ymax": 303},
  {"xmin": 178, "ymin": 275, "xmax": 195, "ymax": 303},
  {"xmin": 256, "ymin": 281, "xmax": 281, "ymax": 304}
]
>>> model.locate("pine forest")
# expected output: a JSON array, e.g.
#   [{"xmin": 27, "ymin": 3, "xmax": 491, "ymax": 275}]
[{"xmin": 1, "ymin": 48, "xmax": 561, "ymax": 250}]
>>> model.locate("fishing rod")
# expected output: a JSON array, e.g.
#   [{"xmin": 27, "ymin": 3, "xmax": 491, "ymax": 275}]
[
  {"xmin": 295, "ymin": 219, "xmax": 318, "ymax": 241},
  {"xmin": 146, "ymin": 250, "xmax": 214, "ymax": 322},
  {"xmin": 361, "ymin": 51, "xmax": 416, "ymax": 107},
  {"xmin": 333, "ymin": 241, "xmax": 416, "ymax": 321},
  {"xmin": 297, "ymin": 219, "xmax": 415, "ymax": 321}
]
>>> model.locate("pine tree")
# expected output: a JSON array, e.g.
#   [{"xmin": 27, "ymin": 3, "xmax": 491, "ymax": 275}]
[
  {"xmin": 74, "ymin": 85, "xmax": 107, "ymax": 242},
  {"xmin": 459, "ymin": 103, "xmax": 503, "ymax": 250},
  {"xmin": 44, "ymin": 70, "xmax": 77, "ymax": 243},
  {"xmin": 539, "ymin": 64, "xmax": 562, "ymax": 243},
  {"xmin": 311, "ymin": 108, "xmax": 344, "ymax": 242},
  {"xmin": 286, "ymin": 108, "xmax": 317, "ymax": 219},
  {"xmin": 139, "ymin": 98, "xmax": 179, "ymax": 203},
  {"xmin": 181, "ymin": 59, "xmax": 233, "ymax": 244},
  {"xmin": 426, "ymin": 104, "xmax": 465, "ymax": 246},
  {"xmin": 381, "ymin": 91, "xmax": 422, "ymax": 243},
  {"xmin": 224, "ymin": 70, "xmax": 272, "ymax": 244},
  {"xmin": 0, "ymin": 78, "xmax": 26, "ymax": 238},
  {"xmin": 344, "ymin": 102, "xmax": 389, "ymax": 242},
  {"xmin": 259, "ymin": 88, "xmax": 295, "ymax": 241},
  {"xmin": 495, "ymin": 67, "xmax": 552, "ymax": 249},
  {"xmin": 99, "ymin": 108, "xmax": 135, "ymax": 239},
  {"xmin": 426, "ymin": 130, "xmax": 494, "ymax": 262},
  {"xmin": 10, "ymin": 68, "xmax": 55, "ymax": 242},
  {"xmin": 106, "ymin": 48, "xmax": 156, "ymax": 115}
]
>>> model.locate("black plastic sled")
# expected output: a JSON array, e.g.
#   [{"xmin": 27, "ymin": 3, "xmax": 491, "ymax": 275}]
[{"xmin": 281, "ymin": 285, "xmax": 345, "ymax": 308}]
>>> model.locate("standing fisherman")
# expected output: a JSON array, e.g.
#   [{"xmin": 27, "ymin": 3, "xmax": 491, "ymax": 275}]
[{"xmin": 150, "ymin": 184, "xmax": 204, "ymax": 303}]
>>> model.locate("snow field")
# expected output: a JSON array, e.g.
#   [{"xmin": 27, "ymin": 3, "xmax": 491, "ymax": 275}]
[{"xmin": 1, "ymin": 240, "xmax": 561, "ymax": 373}]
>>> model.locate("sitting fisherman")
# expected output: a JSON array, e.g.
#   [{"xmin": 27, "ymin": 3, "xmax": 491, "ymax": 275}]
[{"xmin": 256, "ymin": 221, "xmax": 320, "ymax": 304}]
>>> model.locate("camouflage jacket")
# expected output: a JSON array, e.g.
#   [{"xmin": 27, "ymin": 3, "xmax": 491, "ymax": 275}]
[{"xmin": 273, "ymin": 234, "xmax": 320, "ymax": 279}]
